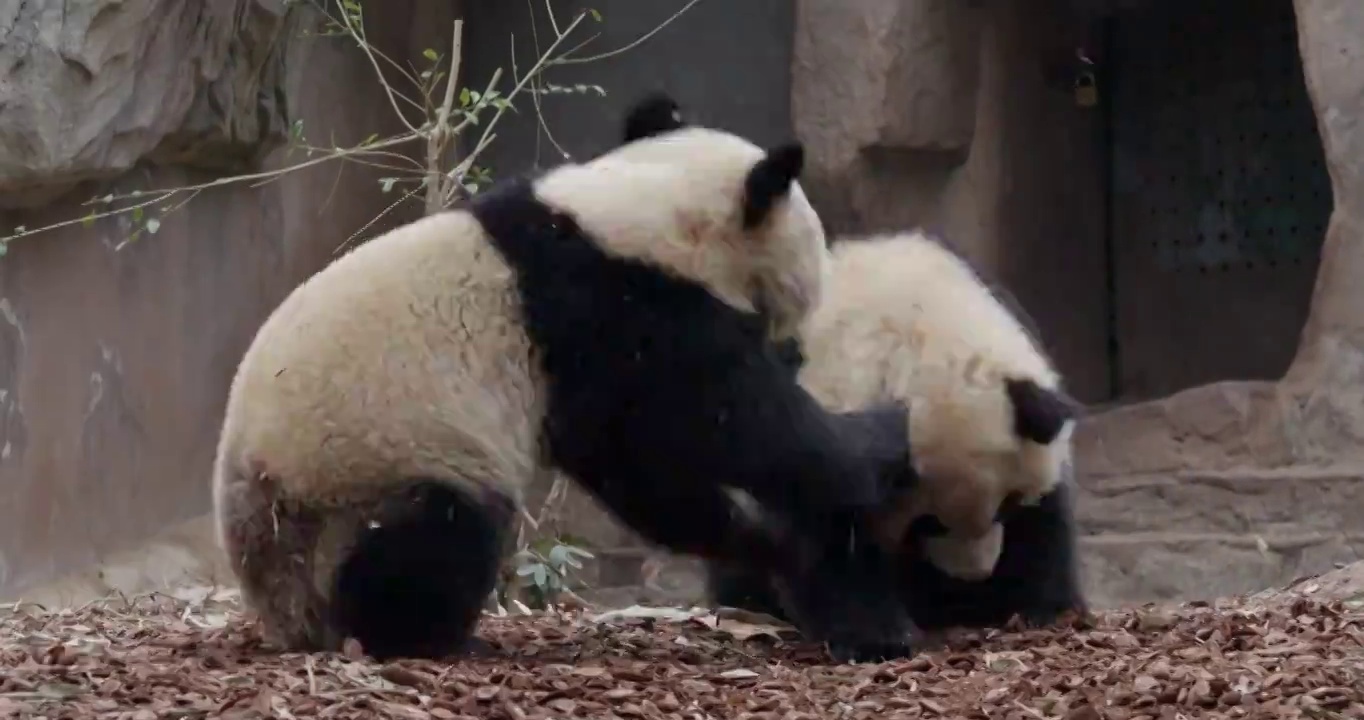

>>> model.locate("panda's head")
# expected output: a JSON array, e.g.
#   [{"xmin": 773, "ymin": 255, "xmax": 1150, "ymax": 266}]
[
  {"xmin": 897, "ymin": 375, "xmax": 1077, "ymax": 580},
  {"xmin": 803, "ymin": 232, "xmax": 1080, "ymax": 581},
  {"xmin": 530, "ymin": 93, "xmax": 828, "ymax": 341}
]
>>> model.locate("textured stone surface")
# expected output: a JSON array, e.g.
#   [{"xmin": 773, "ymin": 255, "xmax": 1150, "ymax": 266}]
[
  {"xmin": 1076, "ymin": 468, "xmax": 1364, "ymax": 536},
  {"xmin": 1279, "ymin": 0, "xmax": 1364, "ymax": 460},
  {"xmin": 792, "ymin": 0, "xmax": 984, "ymax": 162},
  {"xmin": 1081, "ymin": 532, "xmax": 1364, "ymax": 609},
  {"xmin": 0, "ymin": 0, "xmax": 294, "ymax": 208}
]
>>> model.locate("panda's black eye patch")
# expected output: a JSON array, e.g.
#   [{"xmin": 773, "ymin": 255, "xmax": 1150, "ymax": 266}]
[{"xmin": 908, "ymin": 514, "xmax": 949, "ymax": 538}]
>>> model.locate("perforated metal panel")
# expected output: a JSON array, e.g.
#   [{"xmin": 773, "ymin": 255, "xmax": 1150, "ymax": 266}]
[{"xmin": 1107, "ymin": 0, "xmax": 1329, "ymax": 400}]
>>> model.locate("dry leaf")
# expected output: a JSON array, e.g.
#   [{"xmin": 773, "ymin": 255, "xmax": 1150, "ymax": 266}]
[{"xmin": 1, "ymin": 586, "xmax": 1361, "ymax": 720}]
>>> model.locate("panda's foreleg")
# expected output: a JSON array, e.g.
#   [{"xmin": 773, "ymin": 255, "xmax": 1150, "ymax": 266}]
[
  {"xmin": 588, "ymin": 478, "xmax": 803, "ymax": 575},
  {"xmin": 726, "ymin": 397, "xmax": 917, "ymax": 542},
  {"xmin": 331, "ymin": 479, "xmax": 516, "ymax": 661},
  {"xmin": 768, "ymin": 510, "xmax": 924, "ymax": 663},
  {"xmin": 976, "ymin": 478, "xmax": 1087, "ymax": 626},
  {"xmin": 703, "ymin": 557, "xmax": 790, "ymax": 622},
  {"xmin": 897, "ymin": 480, "xmax": 1087, "ymax": 630},
  {"xmin": 603, "ymin": 479, "xmax": 920, "ymax": 663}
]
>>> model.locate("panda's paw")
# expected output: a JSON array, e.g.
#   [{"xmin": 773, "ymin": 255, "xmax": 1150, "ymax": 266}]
[{"xmin": 825, "ymin": 636, "xmax": 916, "ymax": 664}]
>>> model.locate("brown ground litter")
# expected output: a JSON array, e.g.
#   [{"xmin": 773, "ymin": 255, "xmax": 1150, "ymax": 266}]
[{"xmin": 1, "ymin": 588, "xmax": 1361, "ymax": 720}]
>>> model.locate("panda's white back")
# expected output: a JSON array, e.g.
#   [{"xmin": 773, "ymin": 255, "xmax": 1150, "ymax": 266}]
[
  {"xmin": 215, "ymin": 210, "xmax": 542, "ymax": 508},
  {"xmin": 800, "ymin": 233, "xmax": 1053, "ymax": 408}
]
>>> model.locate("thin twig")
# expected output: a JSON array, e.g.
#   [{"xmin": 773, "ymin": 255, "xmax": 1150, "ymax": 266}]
[
  {"xmin": 4, "ymin": 132, "xmax": 421, "ymax": 243},
  {"xmin": 426, "ymin": 19, "xmax": 465, "ymax": 215},
  {"xmin": 443, "ymin": 11, "xmax": 588, "ymax": 206},
  {"xmin": 336, "ymin": 2, "xmax": 421, "ymax": 133},
  {"xmin": 554, "ymin": 0, "xmax": 705, "ymax": 65}
]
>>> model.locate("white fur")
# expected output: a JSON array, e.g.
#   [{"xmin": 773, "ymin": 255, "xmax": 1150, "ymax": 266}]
[
  {"xmin": 795, "ymin": 231, "xmax": 1075, "ymax": 579},
  {"xmin": 210, "ymin": 126, "xmax": 829, "ymax": 637},
  {"xmin": 566, "ymin": 127, "xmax": 829, "ymax": 340}
]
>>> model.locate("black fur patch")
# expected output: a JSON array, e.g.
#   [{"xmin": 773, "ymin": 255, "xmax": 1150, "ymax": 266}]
[
  {"xmin": 468, "ymin": 173, "xmax": 917, "ymax": 661},
  {"xmin": 332, "ymin": 481, "xmax": 514, "ymax": 661},
  {"xmin": 896, "ymin": 476, "xmax": 1088, "ymax": 630},
  {"xmin": 706, "ymin": 473, "xmax": 1088, "ymax": 633},
  {"xmin": 742, "ymin": 144, "xmax": 805, "ymax": 229},
  {"xmin": 771, "ymin": 336, "xmax": 806, "ymax": 376},
  {"xmin": 1005, "ymin": 377, "xmax": 1078, "ymax": 445},
  {"xmin": 622, "ymin": 92, "xmax": 687, "ymax": 142}
]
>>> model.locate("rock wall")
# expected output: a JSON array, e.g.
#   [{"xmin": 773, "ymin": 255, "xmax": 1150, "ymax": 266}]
[
  {"xmin": 0, "ymin": 0, "xmax": 460, "ymax": 598},
  {"xmin": 1073, "ymin": 0, "xmax": 1364, "ymax": 605}
]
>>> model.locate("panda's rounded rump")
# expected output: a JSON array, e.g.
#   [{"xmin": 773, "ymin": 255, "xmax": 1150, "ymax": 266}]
[{"xmin": 220, "ymin": 208, "xmax": 541, "ymax": 503}]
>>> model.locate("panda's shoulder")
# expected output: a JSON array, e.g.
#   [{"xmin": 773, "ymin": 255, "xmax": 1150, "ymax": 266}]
[{"xmin": 838, "ymin": 231, "xmax": 1054, "ymax": 373}]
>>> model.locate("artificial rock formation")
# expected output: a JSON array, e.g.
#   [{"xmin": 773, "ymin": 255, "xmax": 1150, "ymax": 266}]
[{"xmin": 0, "ymin": 0, "xmax": 294, "ymax": 208}]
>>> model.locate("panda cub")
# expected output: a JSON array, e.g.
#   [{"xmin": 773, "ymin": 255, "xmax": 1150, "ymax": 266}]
[
  {"xmin": 212, "ymin": 94, "xmax": 918, "ymax": 663},
  {"xmin": 708, "ymin": 230, "xmax": 1089, "ymax": 631}
]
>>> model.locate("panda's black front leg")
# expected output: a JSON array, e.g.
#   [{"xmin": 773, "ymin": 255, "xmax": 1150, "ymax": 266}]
[
  {"xmin": 583, "ymin": 479, "xmax": 916, "ymax": 661},
  {"xmin": 766, "ymin": 511, "xmax": 921, "ymax": 663}
]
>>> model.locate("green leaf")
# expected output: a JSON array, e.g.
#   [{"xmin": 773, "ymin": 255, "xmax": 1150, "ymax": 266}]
[
  {"xmin": 144, "ymin": 218, "xmax": 160, "ymax": 234},
  {"xmin": 459, "ymin": 87, "xmax": 471, "ymax": 107},
  {"xmin": 81, "ymin": 213, "xmax": 96, "ymax": 228},
  {"xmin": 588, "ymin": 8, "xmax": 602, "ymax": 21},
  {"xmin": 422, "ymin": 48, "xmax": 439, "ymax": 62},
  {"xmin": 131, "ymin": 206, "xmax": 144, "ymax": 222},
  {"xmin": 379, "ymin": 177, "xmax": 398, "ymax": 193}
]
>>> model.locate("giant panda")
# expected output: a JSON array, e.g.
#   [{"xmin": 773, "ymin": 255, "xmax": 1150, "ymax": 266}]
[
  {"xmin": 706, "ymin": 229, "xmax": 1088, "ymax": 632},
  {"xmin": 211, "ymin": 94, "xmax": 920, "ymax": 664}
]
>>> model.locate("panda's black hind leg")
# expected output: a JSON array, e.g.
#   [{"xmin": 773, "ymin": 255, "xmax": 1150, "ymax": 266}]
[{"xmin": 333, "ymin": 480, "xmax": 514, "ymax": 661}]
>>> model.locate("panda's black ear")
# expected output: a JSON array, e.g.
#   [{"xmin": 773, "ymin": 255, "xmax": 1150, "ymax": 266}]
[
  {"xmin": 742, "ymin": 143, "xmax": 805, "ymax": 229},
  {"xmin": 622, "ymin": 92, "xmax": 687, "ymax": 143},
  {"xmin": 1005, "ymin": 378, "xmax": 1080, "ymax": 445}
]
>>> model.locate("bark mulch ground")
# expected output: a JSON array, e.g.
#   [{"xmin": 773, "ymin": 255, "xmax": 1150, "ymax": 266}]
[{"xmin": 1, "ymin": 588, "xmax": 1361, "ymax": 720}]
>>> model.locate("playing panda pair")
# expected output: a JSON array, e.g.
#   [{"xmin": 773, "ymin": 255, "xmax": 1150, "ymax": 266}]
[{"xmin": 211, "ymin": 92, "xmax": 1085, "ymax": 665}]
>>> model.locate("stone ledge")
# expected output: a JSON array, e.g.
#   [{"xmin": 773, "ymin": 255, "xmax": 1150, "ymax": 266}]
[
  {"xmin": 1080, "ymin": 531, "xmax": 1364, "ymax": 608},
  {"xmin": 1076, "ymin": 467, "xmax": 1364, "ymax": 535}
]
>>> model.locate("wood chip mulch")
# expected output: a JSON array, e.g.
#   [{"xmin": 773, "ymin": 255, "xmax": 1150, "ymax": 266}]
[{"xmin": 1, "ymin": 588, "xmax": 1362, "ymax": 720}]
